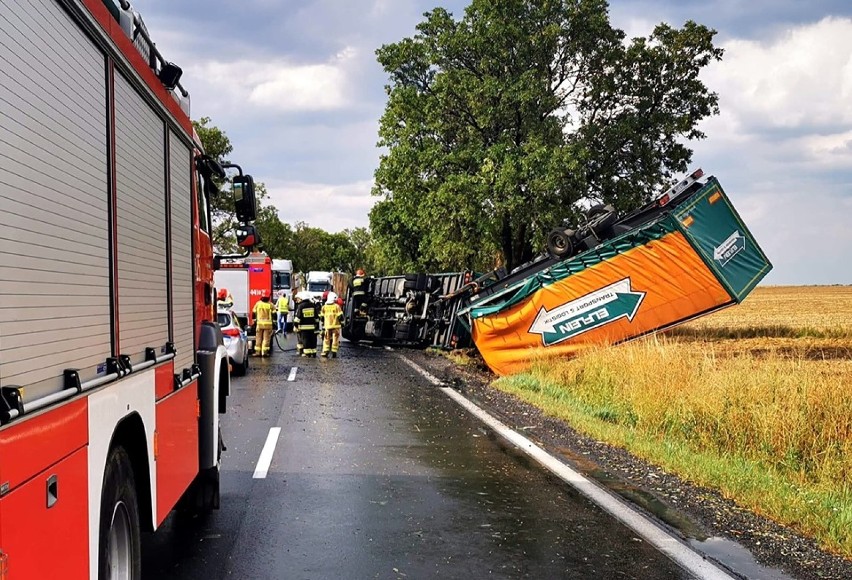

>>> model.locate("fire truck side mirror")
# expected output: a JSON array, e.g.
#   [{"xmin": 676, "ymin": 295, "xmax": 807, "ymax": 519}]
[
  {"xmin": 236, "ymin": 224, "xmax": 261, "ymax": 248},
  {"xmin": 232, "ymin": 174, "xmax": 257, "ymax": 223}
]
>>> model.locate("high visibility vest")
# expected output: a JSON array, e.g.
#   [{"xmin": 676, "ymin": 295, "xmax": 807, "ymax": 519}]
[
  {"xmin": 253, "ymin": 301, "xmax": 274, "ymax": 328},
  {"xmin": 351, "ymin": 276, "xmax": 365, "ymax": 296},
  {"xmin": 294, "ymin": 303, "xmax": 317, "ymax": 331},
  {"xmin": 321, "ymin": 303, "xmax": 343, "ymax": 329},
  {"xmin": 277, "ymin": 296, "xmax": 289, "ymax": 314}
]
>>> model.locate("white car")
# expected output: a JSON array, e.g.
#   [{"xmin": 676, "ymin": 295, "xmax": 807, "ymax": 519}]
[{"xmin": 217, "ymin": 308, "xmax": 249, "ymax": 376}]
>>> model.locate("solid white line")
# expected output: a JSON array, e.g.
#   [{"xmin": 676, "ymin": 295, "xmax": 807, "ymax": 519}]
[
  {"xmin": 287, "ymin": 367, "xmax": 298, "ymax": 382},
  {"xmin": 253, "ymin": 427, "xmax": 282, "ymax": 479},
  {"xmin": 398, "ymin": 355, "xmax": 735, "ymax": 580}
]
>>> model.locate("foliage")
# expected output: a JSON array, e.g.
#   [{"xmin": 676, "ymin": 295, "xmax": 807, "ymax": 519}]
[{"xmin": 372, "ymin": 0, "xmax": 723, "ymax": 272}]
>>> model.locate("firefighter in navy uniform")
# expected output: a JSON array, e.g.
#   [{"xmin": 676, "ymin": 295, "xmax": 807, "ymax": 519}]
[
  {"xmin": 350, "ymin": 269, "xmax": 367, "ymax": 308},
  {"xmin": 347, "ymin": 268, "xmax": 368, "ymax": 325},
  {"xmin": 293, "ymin": 291, "xmax": 319, "ymax": 357}
]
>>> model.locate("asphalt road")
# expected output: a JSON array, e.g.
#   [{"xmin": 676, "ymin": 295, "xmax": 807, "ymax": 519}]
[{"xmin": 142, "ymin": 337, "xmax": 696, "ymax": 579}]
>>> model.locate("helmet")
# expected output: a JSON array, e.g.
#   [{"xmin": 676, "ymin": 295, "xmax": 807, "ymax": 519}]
[
  {"xmin": 326, "ymin": 292, "xmax": 338, "ymax": 305},
  {"xmin": 295, "ymin": 291, "xmax": 310, "ymax": 301},
  {"xmin": 262, "ymin": 292, "xmax": 270, "ymax": 300},
  {"xmin": 217, "ymin": 289, "xmax": 228, "ymax": 300},
  {"xmin": 356, "ymin": 269, "xmax": 365, "ymax": 276}
]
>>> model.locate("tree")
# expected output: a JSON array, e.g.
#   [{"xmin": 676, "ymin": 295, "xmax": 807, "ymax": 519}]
[{"xmin": 372, "ymin": 0, "xmax": 722, "ymax": 272}]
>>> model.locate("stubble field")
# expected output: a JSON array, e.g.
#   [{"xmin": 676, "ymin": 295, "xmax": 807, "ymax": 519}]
[{"xmin": 495, "ymin": 285, "xmax": 852, "ymax": 557}]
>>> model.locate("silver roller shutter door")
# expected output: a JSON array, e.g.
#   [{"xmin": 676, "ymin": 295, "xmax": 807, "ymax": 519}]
[
  {"xmin": 0, "ymin": 0, "xmax": 110, "ymax": 400},
  {"xmin": 169, "ymin": 132, "xmax": 195, "ymax": 373},
  {"xmin": 114, "ymin": 72, "xmax": 169, "ymax": 364}
]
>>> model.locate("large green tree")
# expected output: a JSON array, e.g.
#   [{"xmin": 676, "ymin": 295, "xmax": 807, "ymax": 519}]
[{"xmin": 372, "ymin": 0, "xmax": 723, "ymax": 273}]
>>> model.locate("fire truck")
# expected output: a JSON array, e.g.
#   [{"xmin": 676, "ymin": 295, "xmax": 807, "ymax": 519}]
[
  {"xmin": 214, "ymin": 251, "xmax": 273, "ymax": 333},
  {"xmin": 0, "ymin": 1, "xmax": 258, "ymax": 577}
]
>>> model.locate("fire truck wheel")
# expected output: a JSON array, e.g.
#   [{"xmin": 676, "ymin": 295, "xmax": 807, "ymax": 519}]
[{"xmin": 98, "ymin": 445, "xmax": 141, "ymax": 579}]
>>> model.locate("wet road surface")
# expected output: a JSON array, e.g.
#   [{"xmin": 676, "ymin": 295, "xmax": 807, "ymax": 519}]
[{"xmin": 142, "ymin": 338, "xmax": 695, "ymax": 579}]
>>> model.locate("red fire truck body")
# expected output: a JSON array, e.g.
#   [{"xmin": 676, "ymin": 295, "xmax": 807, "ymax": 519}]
[
  {"xmin": 215, "ymin": 251, "xmax": 274, "ymax": 328},
  {"xmin": 0, "ymin": 1, "xmax": 230, "ymax": 577}
]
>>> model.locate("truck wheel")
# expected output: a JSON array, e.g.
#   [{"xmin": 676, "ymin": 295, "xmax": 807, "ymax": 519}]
[
  {"xmin": 98, "ymin": 446, "xmax": 141, "ymax": 580},
  {"xmin": 546, "ymin": 228, "xmax": 575, "ymax": 258},
  {"xmin": 585, "ymin": 203, "xmax": 609, "ymax": 218}
]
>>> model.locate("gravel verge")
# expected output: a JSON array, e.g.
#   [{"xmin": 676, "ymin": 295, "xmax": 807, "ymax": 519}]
[{"xmin": 407, "ymin": 349, "xmax": 852, "ymax": 580}]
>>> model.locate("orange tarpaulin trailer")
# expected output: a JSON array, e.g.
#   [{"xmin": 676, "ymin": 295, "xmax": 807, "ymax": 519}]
[{"xmin": 461, "ymin": 177, "xmax": 772, "ymax": 376}]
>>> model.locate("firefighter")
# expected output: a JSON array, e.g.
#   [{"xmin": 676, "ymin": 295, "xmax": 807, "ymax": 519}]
[
  {"xmin": 276, "ymin": 293, "xmax": 289, "ymax": 337},
  {"xmin": 293, "ymin": 292, "xmax": 305, "ymax": 356},
  {"xmin": 252, "ymin": 293, "xmax": 274, "ymax": 357},
  {"xmin": 349, "ymin": 268, "xmax": 367, "ymax": 313},
  {"xmin": 320, "ymin": 292, "xmax": 344, "ymax": 358},
  {"xmin": 217, "ymin": 288, "xmax": 234, "ymax": 310},
  {"xmin": 293, "ymin": 291, "xmax": 319, "ymax": 357}
]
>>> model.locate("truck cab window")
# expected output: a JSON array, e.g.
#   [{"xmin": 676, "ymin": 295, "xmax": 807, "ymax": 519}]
[{"xmin": 273, "ymin": 272, "xmax": 291, "ymax": 290}]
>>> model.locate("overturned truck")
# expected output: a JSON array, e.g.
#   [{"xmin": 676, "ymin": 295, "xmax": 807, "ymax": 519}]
[{"xmin": 342, "ymin": 170, "xmax": 772, "ymax": 375}]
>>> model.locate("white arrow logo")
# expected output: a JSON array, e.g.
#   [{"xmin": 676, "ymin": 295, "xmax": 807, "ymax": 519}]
[
  {"xmin": 529, "ymin": 278, "xmax": 645, "ymax": 337},
  {"xmin": 713, "ymin": 230, "xmax": 746, "ymax": 266}
]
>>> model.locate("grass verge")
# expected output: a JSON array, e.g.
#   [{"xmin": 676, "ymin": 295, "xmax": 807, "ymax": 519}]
[{"xmin": 493, "ymin": 337, "xmax": 852, "ymax": 558}]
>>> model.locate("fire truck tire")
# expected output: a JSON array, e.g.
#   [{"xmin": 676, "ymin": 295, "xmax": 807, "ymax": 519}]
[{"xmin": 98, "ymin": 445, "xmax": 142, "ymax": 579}]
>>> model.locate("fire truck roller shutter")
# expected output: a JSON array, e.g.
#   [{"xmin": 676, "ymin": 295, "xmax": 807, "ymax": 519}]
[
  {"xmin": 169, "ymin": 131, "xmax": 195, "ymax": 373},
  {"xmin": 115, "ymin": 72, "xmax": 169, "ymax": 365},
  {"xmin": 0, "ymin": 1, "xmax": 112, "ymax": 403}
]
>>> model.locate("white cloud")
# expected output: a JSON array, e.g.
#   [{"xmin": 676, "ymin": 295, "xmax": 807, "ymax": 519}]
[
  {"xmin": 264, "ymin": 180, "xmax": 377, "ymax": 232},
  {"xmin": 187, "ymin": 47, "xmax": 358, "ymax": 114},
  {"xmin": 705, "ymin": 17, "xmax": 852, "ymax": 131}
]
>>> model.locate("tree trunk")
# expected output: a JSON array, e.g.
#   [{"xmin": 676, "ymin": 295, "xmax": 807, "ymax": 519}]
[{"xmin": 501, "ymin": 215, "xmax": 514, "ymax": 272}]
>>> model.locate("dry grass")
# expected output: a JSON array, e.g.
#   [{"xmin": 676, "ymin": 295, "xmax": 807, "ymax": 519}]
[{"xmin": 494, "ymin": 285, "xmax": 852, "ymax": 557}]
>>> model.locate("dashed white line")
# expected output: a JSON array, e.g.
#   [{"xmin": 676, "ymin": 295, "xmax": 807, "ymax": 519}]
[
  {"xmin": 253, "ymin": 427, "xmax": 281, "ymax": 479},
  {"xmin": 398, "ymin": 355, "xmax": 735, "ymax": 580},
  {"xmin": 287, "ymin": 367, "xmax": 298, "ymax": 382}
]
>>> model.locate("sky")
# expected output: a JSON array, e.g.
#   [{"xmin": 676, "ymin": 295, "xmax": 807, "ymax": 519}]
[{"xmin": 137, "ymin": 0, "xmax": 852, "ymax": 285}]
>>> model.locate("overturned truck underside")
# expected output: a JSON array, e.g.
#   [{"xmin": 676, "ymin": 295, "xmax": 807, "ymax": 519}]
[{"xmin": 342, "ymin": 172, "xmax": 772, "ymax": 376}]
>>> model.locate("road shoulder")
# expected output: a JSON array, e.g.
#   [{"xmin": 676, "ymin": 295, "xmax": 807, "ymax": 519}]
[{"xmin": 406, "ymin": 349, "xmax": 852, "ymax": 580}]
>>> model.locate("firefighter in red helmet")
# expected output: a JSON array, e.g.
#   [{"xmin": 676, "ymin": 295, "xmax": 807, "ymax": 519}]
[{"xmin": 216, "ymin": 288, "xmax": 234, "ymax": 310}]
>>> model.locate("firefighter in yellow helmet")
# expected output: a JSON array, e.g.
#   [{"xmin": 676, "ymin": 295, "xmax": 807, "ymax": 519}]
[
  {"xmin": 320, "ymin": 292, "xmax": 344, "ymax": 358},
  {"xmin": 252, "ymin": 293, "xmax": 274, "ymax": 357}
]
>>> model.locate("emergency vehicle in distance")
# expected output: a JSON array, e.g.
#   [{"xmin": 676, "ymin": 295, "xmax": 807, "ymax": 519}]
[
  {"xmin": 213, "ymin": 254, "xmax": 294, "ymax": 343},
  {"xmin": 0, "ymin": 1, "xmax": 258, "ymax": 577},
  {"xmin": 214, "ymin": 251, "xmax": 272, "ymax": 343}
]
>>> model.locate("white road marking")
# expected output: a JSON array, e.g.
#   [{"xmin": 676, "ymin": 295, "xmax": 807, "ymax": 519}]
[
  {"xmin": 398, "ymin": 355, "xmax": 736, "ymax": 580},
  {"xmin": 288, "ymin": 367, "xmax": 298, "ymax": 382},
  {"xmin": 253, "ymin": 427, "xmax": 282, "ymax": 479}
]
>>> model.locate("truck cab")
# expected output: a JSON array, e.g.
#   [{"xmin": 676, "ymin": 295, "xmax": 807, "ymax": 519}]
[{"xmin": 304, "ymin": 271, "xmax": 333, "ymax": 302}]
